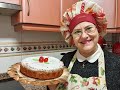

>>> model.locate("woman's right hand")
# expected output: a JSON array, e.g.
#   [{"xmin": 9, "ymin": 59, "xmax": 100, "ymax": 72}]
[{"xmin": 47, "ymin": 84, "xmax": 58, "ymax": 90}]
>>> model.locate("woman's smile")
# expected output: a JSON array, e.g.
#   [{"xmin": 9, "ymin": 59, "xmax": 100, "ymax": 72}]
[{"xmin": 80, "ymin": 39, "xmax": 92, "ymax": 45}]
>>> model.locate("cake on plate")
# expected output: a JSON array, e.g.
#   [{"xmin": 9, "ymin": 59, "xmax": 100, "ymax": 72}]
[{"xmin": 20, "ymin": 56, "xmax": 64, "ymax": 80}]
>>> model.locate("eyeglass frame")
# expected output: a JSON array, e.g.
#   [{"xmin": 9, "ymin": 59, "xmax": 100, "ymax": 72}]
[{"xmin": 71, "ymin": 24, "xmax": 97, "ymax": 38}]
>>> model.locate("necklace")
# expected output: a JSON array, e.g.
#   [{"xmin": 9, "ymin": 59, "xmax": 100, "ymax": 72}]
[
  {"xmin": 82, "ymin": 63, "xmax": 85, "ymax": 68},
  {"xmin": 82, "ymin": 60, "xmax": 88, "ymax": 68}
]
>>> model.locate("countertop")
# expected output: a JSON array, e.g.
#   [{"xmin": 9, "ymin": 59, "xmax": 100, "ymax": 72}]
[{"xmin": 0, "ymin": 79, "xmax": 25, "ymax": 90}]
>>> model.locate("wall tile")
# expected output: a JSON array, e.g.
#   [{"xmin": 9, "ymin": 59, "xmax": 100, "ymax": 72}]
[{"xmin": 21, "ymin": 31, "xmax": 64, "ymax": 42}]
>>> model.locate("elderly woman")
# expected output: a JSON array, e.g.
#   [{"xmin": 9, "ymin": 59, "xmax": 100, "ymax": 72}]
[{"xmin": 48, "ymin": 0, "xmax": 120, "ymax": 90}]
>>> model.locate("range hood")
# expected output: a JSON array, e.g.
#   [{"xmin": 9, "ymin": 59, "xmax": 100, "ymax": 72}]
[{"xmin": 0, "ymin": 2, "xmax": 22, "ymax": 16}]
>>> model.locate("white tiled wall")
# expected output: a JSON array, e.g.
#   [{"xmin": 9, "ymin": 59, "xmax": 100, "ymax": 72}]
[
  {"xmin": 0, "ymin": 16, "xmax": 21, "ymax": 43},
  {"xmin": 21, "ymin": 31, "xmax": 64, "ymax": 42}
]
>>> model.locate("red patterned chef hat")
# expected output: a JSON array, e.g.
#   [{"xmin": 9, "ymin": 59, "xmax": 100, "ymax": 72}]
[{"xmin": 60, "ymin": 0, "xmax": 107, "ymax": 46}]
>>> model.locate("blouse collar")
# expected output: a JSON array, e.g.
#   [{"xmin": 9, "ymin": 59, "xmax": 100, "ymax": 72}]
[{"xmin": 76, "ymin": 44, "xmax": 102, "ymax": 63}]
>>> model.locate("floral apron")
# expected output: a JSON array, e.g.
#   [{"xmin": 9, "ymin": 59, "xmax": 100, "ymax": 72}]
[{"xmin": 56, "ymin": 49, "xmax": 107, "ymax": 90}]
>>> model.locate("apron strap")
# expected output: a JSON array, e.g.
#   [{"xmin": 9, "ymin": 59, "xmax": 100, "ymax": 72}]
[{"xmin": 68, "ymin": 52, "xmax": 77, "ymax": 72}]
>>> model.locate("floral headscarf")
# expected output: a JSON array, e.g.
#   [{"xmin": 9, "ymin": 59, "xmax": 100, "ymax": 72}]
[{"xmin": 60, "ymin": 0, "xmax": 107, "ymax": 46}]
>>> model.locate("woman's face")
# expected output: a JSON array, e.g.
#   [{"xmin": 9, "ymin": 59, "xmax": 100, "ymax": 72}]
[{"xmin": 72, "ymin": 22, "xmax": 99, "ymax": 57}]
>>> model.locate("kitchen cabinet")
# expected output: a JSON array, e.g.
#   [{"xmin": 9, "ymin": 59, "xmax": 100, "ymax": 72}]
[
  {"xmin": 0, "ymin": 0, "xmax": 21, "ymax": 5},
  {"xmin": 117, "ymin": 0, "xmax": 120, "ymax": 27},
  {"xmin": 90, "ymin": 0, "xmax": 116, "ymax": 33},
  {"xmin": 61, "ymin": 0, "xmax": 78, "ymax": 19},
  {"xmin": 11, "ymin": 0, "xmax": 78, "ymax": 32},
  {"xmin": 91, "ymin": 0, "xmax": 120, "ymax": 33},
  {"xmin": 12, "ymin": 0, "xmax": 60, "ymax": 32},
  {"xmin": 116, "ymin": 0, "xmax": 120, "ymax": 33},
  {"xmin": 11, "ymin": 0, "xmax": 120, "ymax": 33}
]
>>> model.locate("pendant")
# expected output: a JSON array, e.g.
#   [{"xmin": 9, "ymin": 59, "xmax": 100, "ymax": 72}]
[
  {"xmin": 82, "ymin": 63, "xmax": 85, "ymax": 68},
  {"xmin": 82, "ymin": 60, "xmax": 88, "ymax": 68}
]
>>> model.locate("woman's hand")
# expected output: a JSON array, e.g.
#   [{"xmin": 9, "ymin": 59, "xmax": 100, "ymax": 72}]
[{"xmin": 48, "ymin": 84, "xmax": 58, "ymax": 90}]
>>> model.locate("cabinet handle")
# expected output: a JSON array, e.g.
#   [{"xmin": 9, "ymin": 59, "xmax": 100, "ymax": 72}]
[{"xmin": 27, "ymin": 0, "xmax": 30, "ymax": 16}]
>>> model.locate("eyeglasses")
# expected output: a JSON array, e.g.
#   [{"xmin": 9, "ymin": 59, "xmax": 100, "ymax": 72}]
[{"xmin": 72, "ymin": 25, "xmax": 97, "ymax": 37}]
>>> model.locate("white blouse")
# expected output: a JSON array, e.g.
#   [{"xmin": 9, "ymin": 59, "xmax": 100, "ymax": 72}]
[{"xmin": 76, "ymin": 44, "xmax": 102, "ymax": 63}]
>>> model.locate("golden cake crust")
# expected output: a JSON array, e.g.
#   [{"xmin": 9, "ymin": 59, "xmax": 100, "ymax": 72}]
[{"xmin": 20, "ymin": 64, "xmax": 64, "ymax": 80}]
